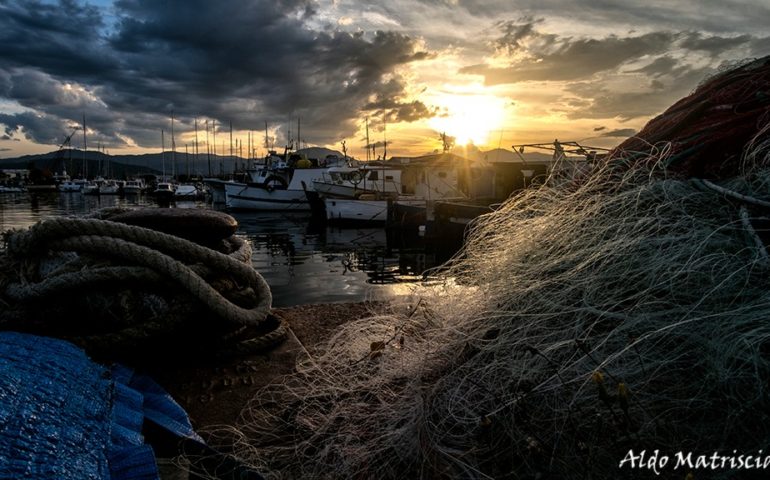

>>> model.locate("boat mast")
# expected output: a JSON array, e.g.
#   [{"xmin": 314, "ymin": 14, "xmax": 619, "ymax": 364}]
[
  {"xmin": 170, "ymin": 113, "xmax": 176, "ymax": 180},
  {"xmin": 205, "ymin": 119, "xmax": 211, "ymax": 177},
  {"xmin": 229, "ymin": 120, "xmax": 233, "ymax": 175},
  {"xmin": 365, "ymin": 117, "xmax": 370, "ymax": 162},
  {"xmin": 194, "ymin": 118, "xmax": 199, "ymax": 176},
  {"xmin": 383, "ymin": 121, "xmax": 387, "ymax": 193},
  {"xmin": 82, "ymin": 113, "xmax": 87, "ymax": 178},
  {"xmin": 161, "ymin": 129, "xmax": 165, "ymax": 179},
  {"xmin": 264, "ymin": 121, "xmax": 269, "ymax": 154}
]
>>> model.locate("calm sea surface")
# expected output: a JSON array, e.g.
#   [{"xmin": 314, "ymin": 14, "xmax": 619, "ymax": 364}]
[{"xmin": 0, "ymin": 191, "xmax": 455, "ymax": 307}]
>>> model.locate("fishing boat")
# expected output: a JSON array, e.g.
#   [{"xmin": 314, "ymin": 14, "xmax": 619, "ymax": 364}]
[
  {"xmin": 325, "ymin": 194, "xmax": 426, "ymax": 225},
  {"xmin": 311, "ymin": 164, "xmax": 401, "ymax": 199},
  {"xmin": 224, "ymin": 150, "xmax": 346, "ymax": 211}
]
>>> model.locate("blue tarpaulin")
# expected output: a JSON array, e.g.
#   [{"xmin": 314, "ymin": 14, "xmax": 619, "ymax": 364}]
[{"xmin": 0, "ymin": 331, "xmax": 203, "ymax": 479}]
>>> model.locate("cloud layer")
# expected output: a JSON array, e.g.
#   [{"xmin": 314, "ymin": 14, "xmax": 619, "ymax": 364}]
[{"xmin": 0, "ymin": 0, "xmax": 768, "ymax": 155}]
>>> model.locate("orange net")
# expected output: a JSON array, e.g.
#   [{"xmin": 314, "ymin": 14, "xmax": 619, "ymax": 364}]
[{"xmin": 611, "ymin": 55, "xmax": 770, "ymax": 179}]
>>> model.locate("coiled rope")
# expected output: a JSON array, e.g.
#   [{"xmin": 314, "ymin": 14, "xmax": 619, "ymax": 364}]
[{"xmin": 1, "ymin": 214, "xmax": 285, "ymax": 358}]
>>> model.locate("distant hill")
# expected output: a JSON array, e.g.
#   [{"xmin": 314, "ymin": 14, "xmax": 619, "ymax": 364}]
[
  {"xmin": 0, "ymin": 146, "xmax": 349, "ymax": 178},
  {"xmin": 446, "ymin": 145, "xmax": 554, "ymax": 163},
  {"xmin": 0, "ymin": 148, "xmax": 248, "ymax": 178}
]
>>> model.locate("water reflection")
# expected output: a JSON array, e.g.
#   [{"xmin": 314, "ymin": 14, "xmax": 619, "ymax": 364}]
[{"xmin": 1, "ymin": 194, "xmax": 461, "ymax": 307}]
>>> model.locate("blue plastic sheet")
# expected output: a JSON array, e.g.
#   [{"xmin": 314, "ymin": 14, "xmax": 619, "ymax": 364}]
[{"xmin": 0, "ymin": 332, "xmax": 203, "ymax": 479}]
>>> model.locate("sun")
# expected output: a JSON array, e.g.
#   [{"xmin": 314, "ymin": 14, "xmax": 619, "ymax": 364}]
[{"xmin": 428, "ymin": 94, "xmax": 506, "ymax": 146}]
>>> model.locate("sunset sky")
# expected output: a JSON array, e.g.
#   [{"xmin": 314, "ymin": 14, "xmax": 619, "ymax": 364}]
[{"xmin": 0, "ymin": 0, "xmax": 768, "ymax": 159}]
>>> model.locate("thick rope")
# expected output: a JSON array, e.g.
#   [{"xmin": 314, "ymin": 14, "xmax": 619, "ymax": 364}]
[{"xmin": 2, "ymin": 216, "xmax": 282, "ymax": 354}]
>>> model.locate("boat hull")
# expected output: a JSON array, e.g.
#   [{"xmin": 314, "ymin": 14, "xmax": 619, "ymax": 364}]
[{"xmin": 224, "ymin": 183, "xmax": 310, "ymax": 211}]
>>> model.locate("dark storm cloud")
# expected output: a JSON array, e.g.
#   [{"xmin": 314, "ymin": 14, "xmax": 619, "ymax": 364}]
[
  {"xmin": 564, "ymin": 65, "xmax": 712, "ymax": 120},
  {"xmin": 0, "ymin": 0, "xmax": 111, "ymax": 79},
  {"xmin": 0, "ymin": 111, "xmax": 74, "ymax": 145},
  {"xmin": 0, "ymin": 0, "xmax": 433, "ymax": 148},
  {"xmin": 462, "ymin": 26, "xmax": 676, "ymax": 84},
  {"xmin": 461, "ymin": 19, "xmax": 765, "ymax": 87}
]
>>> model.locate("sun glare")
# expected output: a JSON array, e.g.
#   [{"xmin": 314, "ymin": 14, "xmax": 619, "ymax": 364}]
[{"xmin": 428, "ymin": 94, "xmax": 506, "ymax": 146}]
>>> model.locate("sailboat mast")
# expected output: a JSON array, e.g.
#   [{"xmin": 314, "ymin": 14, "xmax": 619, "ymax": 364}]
[
  {"xmin": 161, "ymin": 129, "xmax": 166, "ymax": 179},
  {"xmin": 82, "ymin": 114, "xmax": 87, "ymax": 178},
  {"xmin": 365, "ymin": 117, "xmax": 370, "ymax": 162},
  {"xmin": 383, "ymin": 122, "xmax": 387, "ymax": 193},
  {"xmin": 297, "ymin": 117, "xmax": 301, "ymax": 151},
  {"xmin": 229, "ymin": 120, "xmax": 233, "ymax": 174},
  {"xmin": 194, "ymin": 118, "xmax": 199, "ymax": 176},
  {"xmin": 170, "ymin": 113, "xmax": 176, "ymax": 180},
  {"xmin": 205, "ymin": 119, "xmax": 211, "ymax": 177}
]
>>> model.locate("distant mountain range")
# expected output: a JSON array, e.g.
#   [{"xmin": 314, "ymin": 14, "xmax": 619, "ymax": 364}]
[{"xmin": 0, "ymin": 145, "xmax": 549, "ymax": 179}]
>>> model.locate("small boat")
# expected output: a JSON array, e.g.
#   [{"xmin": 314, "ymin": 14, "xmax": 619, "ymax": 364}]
[
  {"xmin": 58, "ymin": 179, "xmax": 87, "ymax": 193},
  {"xmin": 174, "ymin": 183, "xmax": 203, "ymax": 200},
  {"xmin": 98, "ymin": 180, "xmax": 120, "ymax": 195},
  {"xmin": 82, "ymin": 182, "xmax": 101, "ymax": 195},
  {"xmin": 122, "ymin": 179, "xmax": 145, "ymax": 195},
  {"xmin": 153, "ymin": 182, "xmax": 176, "ymax": 203}
]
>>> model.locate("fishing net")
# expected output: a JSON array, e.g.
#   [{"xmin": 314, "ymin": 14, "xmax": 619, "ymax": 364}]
[
  {"xmin": 219, "ymin": 57, "xmax": 770, "ymax": 479},
  {"xmin": 611, "ymin": 55, "xmax": 770, "ymax": 179}
]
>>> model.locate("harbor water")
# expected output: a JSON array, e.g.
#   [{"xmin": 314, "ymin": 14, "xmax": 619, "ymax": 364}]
[{"xmin": 0, "ymin": 191, "xmax": 458, "ymax": 307}]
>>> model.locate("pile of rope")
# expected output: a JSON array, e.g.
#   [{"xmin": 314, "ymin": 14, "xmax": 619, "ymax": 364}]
[
  {"xmin": 611, "ymin": 55, "xmax": 770, "ymax": 179},
  {"xmin": 218, "ymin": 58, "xmax": 770, "ymax": 479},
  {"xmin": 0, "ymin": 209, "xmax": 283, "ymax": 362}
]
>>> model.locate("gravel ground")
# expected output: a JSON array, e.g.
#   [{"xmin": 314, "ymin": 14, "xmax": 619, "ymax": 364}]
[{"xmin": 146, "ymin": 301, "xmax": 380, "ymax": 429}]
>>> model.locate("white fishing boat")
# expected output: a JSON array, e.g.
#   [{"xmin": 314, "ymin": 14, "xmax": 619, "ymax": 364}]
[
  {"xmin": 224, "ymin": 150, "xmax": 347, "ymax": 211},
  {"xmin": 225, "ymin": 168, "xmax": 323, "ymax": 211},
  {"xmin": 122, "ymin": 179, "xmax": 145, "ymax": 195},
  {"xmin": 325, "ymin": 194, "xmax": 425, "ymax": 225},
  {"xmin": 311, "ymin": 165, "xmax": 402, "ymax": 199}
]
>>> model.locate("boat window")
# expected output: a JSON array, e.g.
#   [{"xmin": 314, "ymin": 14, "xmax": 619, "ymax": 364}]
[
  {"xmin": 385, "ymin": 175, "xmax": 394, "ymax": 180},
  {"xmin": 368, "ymin": 171, "xmax": 379, "ymax": 181}
]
